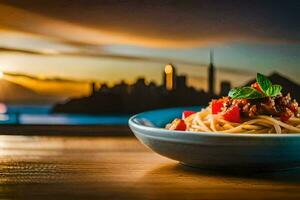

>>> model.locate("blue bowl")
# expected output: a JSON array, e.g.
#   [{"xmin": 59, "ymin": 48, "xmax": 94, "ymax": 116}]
[{"xmin": 129, "ymin": 107, "xmax": 300, "ymax": 171}]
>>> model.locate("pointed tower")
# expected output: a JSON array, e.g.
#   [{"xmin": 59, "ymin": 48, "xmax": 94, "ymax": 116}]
[
  {"xmin": 91, "ymin": 82, "xmax": 97, "ymax": 96},
  {"xmin": 208, "ymin": 50, "xmax": 215, "ymax": 95}
]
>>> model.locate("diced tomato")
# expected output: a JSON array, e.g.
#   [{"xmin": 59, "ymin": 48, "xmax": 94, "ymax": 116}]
[
  {"xmin": 222, "ymin": 105, "xmax": 241, "ymax": 123},
  {"xmin": 169, "ymin": 119, "xmax": 187, "ymax": 131},
  {"xmin": 182, "ymin": 111, "xmax": 196, "ymax": 119},
  {"xmin": 289, "ymin": 102, "xmax": 298, "ymax": 113},
  {"xmin": 212, "ymin": 99, "xmax": 224, "ymax": 114},
  {"xmin": 280, "ymin": 111, "xmax": 292, "ymax": 122},
  {"xmin": 251, "ymin": 82, "xmax": 263, "ymax": 93}
]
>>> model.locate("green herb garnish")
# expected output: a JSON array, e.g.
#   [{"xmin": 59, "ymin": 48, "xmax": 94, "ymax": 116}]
[
  {"xmin": 228, "ymin": 73, "xmax": 282, "ymax": 99},
  {"xmin": 228, "ymin": 86, "xmax": 264, "ymax": 99},
  {"xmin": 256, "ymin": 73, "xmax": 272, "ymax": 93},
  {"xmin": 265, "ymin": 84, "xmax": 282, "ymax": 97}
]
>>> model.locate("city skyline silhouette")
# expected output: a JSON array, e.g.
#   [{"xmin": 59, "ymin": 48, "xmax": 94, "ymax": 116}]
[
  {"xmin": 53, "ymin": 53, "xmax": 220, "ymax": 114},
  {"xmin": 52, "ymin": 53, "xmax": 300, "ymax": 115}
]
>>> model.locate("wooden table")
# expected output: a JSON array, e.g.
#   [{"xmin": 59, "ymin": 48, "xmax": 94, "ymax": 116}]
[{"xmin": 0, "ymin": 135, "xmax": 300, "ymax": 199}]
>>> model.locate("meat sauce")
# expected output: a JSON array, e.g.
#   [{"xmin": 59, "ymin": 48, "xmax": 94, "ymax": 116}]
[{"xmin": 221, "ymin": 94, "xmax": 299, "ymax": 121}]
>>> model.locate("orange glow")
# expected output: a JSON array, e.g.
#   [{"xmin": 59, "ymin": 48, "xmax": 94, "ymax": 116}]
[
  {"xmin": 3, "ymin": 75, "xmax": 90, "ymax": 98},
  {"xmin": 0, "ymin": 103, "xmax": 7, "ymax": 114},
  {"xmin": 164, "ymin": 64, "xmax": 173, "ymax": 74}
]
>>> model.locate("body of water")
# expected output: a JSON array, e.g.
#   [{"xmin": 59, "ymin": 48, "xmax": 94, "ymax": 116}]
[{"xmin": 0, "ymin": 104, "xmax": 130, "ymax": 125}]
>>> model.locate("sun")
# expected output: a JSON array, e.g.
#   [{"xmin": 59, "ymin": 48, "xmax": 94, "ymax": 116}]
[{"xmin": 0, "ymin": 70, "xmax": 3, "ymax": 79}]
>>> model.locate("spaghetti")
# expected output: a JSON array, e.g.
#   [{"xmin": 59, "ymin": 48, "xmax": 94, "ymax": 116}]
[{"xmin": 180, "ymin": 107, "xmax": 300, "ymax": 134}]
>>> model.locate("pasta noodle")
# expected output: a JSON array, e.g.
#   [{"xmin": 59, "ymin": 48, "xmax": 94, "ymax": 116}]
[{"xmin": 183, "ymin": 107, "xmax": 300, "ymax": 134}]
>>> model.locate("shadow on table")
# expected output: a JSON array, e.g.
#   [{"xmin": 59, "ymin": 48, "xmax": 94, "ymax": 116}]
[
  {"xmin": 142, "ymin": 163, "xmax": 300, "ymax": 184},
  {"xmin": 132, "ymin": 163, "xmax": 300, "ymax": 200}
]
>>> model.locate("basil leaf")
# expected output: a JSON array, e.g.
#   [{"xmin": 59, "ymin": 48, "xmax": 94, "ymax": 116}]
[
  {"xmin": 229, "ymin": 87, "xmax": 265, "ymax": 99},
  {"xmin": 265, "ymin": 85, "xmax": 282, "ymax": 97},
  {"xmin": 228, "ymin": 73, "xmax": 283, "ymax": 99},
  {"xmin": 256, "ymin": 73, "xmax": 272, "ymax": 93}
]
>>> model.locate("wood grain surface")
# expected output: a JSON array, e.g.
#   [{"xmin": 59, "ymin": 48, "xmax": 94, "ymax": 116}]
[{"xmin": 0, "ymin": 135, "xmax": 299, "ymax": 199}]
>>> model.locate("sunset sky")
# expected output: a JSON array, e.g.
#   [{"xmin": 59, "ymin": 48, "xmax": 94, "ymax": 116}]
[{"xmin": 0, "ymin": 0, "xmax": 299, "ymax": 97}]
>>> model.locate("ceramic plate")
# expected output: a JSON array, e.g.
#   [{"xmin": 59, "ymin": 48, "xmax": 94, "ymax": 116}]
[{"xmin": 129, "ymin": 107, "xmax": 300, "ymax": 171}]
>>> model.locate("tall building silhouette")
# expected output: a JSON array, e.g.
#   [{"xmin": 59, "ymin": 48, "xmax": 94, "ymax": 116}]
[
  {"xmin": 220, "ymin": 80, "xmax": 231, "ymax": 96},
  {"xmin": 208, "ymin": 50, "xmax": 215, "ymax": 95},
  {"xmin": 163, "ymin": 63, "xmax": 176, "ymax": 90},
  {"xmin": 91, "ymin": 82, "xmax": 97, "ymax": 95}
]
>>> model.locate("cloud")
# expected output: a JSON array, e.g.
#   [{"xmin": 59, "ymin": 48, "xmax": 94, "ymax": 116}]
[
  {"xmin": 4, "ymin": 71, "xmax": 88, "ymax": 83},
  {"xmin": 0, "ymin": 46, "xmax": 46, "ymax": 55},
  {"xmin": 0, "ymin": 1, "xmax": 299, "ymax": 48},
  {"xmin": 0, "ymin": 45, "xmax": 206, "ymax": 66},
  {"xmin": 1, "ymin": 45, "xmax": 255, "ymax": 83}
]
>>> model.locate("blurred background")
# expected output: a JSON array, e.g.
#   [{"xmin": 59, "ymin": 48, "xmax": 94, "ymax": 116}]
[{"xmin": 0, "ymin": 0, "xmax": 299, "ymax": 126}]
